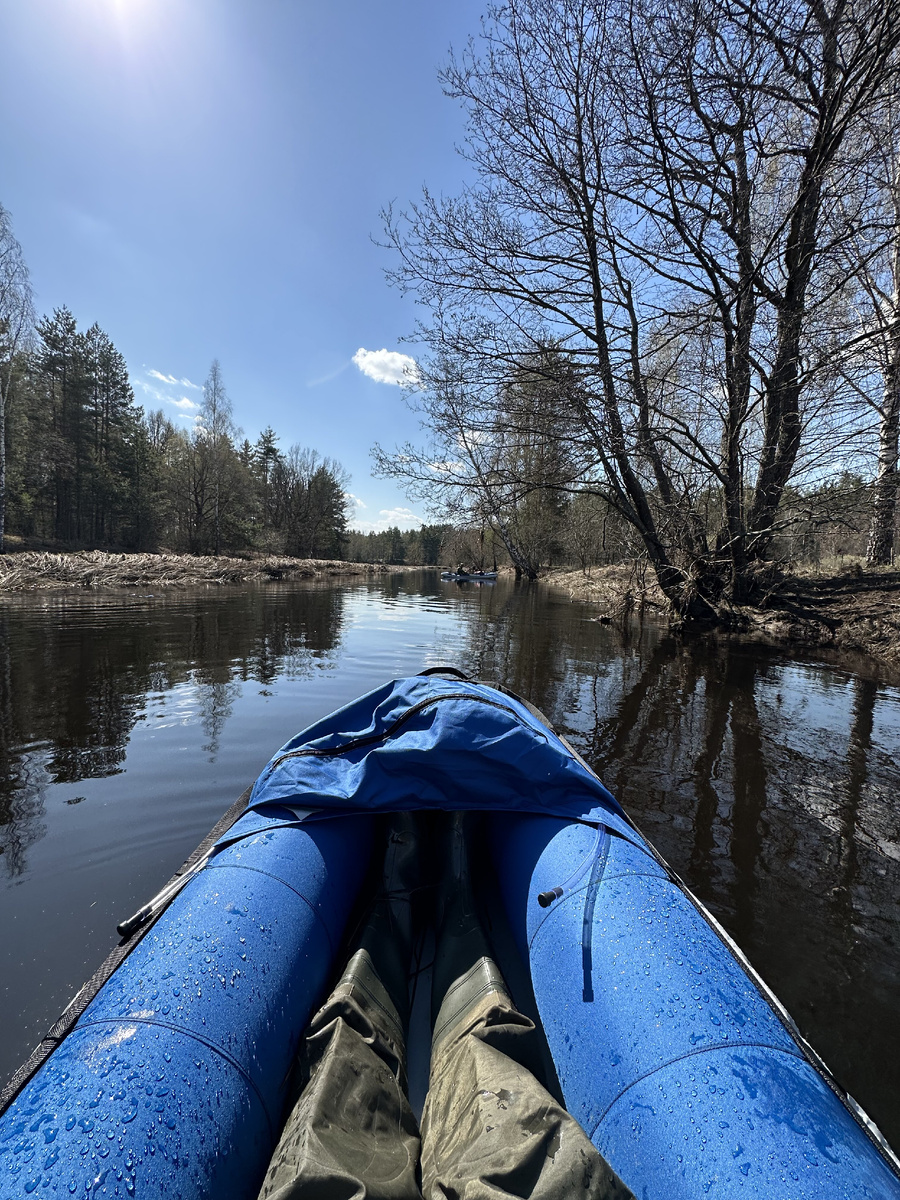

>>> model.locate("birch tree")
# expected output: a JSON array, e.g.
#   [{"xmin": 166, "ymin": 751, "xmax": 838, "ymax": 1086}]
[
  {"xmin": 0, "ymin": 205, "xmax": 33, "ymax": 553},
  {"xmin": 199, "ymin": 359, "xmax": 236, "ymax": 555},
  {"xmin": 863, "ymin": 117, "xmax": 900, "ymax": 565}
]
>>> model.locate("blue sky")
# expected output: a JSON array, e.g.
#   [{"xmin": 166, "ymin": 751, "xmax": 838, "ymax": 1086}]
[{"xmin": 0, "ymin": 0, "xmax": 484, "ymax": 531}]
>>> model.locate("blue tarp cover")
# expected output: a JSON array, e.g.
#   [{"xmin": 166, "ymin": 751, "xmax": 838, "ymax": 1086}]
[{"xmin": 248, "ymin": 675, "xmax": 637, "ymax": 842}]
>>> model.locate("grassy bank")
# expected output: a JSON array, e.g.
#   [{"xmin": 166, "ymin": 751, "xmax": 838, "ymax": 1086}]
[
  {"xmin": 547, "ymin": 563, "xmax": 900, "ymax": 669},
  {"xmin": 0, "ymin": 550, "xmax": 418, "ymax": 592},
  {"xmin": 547, "ymin": 564, "xmax": 667, "ymax": 618}
]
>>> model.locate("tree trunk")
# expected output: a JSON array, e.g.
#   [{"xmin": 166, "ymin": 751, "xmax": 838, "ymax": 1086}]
[
  {"xmin": 867, "ymin": 334, "xmax": 900, "ymax": 564},
  {"xmin": 492, "ymin": 513, "xmax": 538, "ymax": 579},
  {"xmin": 0, "ymin": 390, "xmax": 5, "ymax": 554}
]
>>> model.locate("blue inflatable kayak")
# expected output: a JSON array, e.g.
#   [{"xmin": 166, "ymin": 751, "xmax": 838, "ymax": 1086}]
[
  {"xmin": 440, "ymin": 570, "xmax": 498, "ymax": 581},
  {"xmin": 1, "ymin": 672, "xmax": 898, "ymax": 1199}
]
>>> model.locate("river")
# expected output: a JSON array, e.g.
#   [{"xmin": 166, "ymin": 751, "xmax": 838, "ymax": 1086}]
[{"xmin": 1, "ymin": 571, "xmax": 898, "ymax": 1147}]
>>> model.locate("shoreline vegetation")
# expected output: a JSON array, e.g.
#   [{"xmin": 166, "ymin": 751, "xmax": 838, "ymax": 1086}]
[
  {"xmin": 0, "ymin": 550, "xmax": 419, "ymax": 592},
  {"xmin": 548, "ymin": 564, "xmax": 900, "ymax": 671},
  {"xmin": 2, "ymin": 549, "xmax": 899, "ymax": 671}
]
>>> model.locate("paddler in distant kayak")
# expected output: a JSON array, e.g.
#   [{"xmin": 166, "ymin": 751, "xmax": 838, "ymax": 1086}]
[{"xmin": 254, "ymin": 813, "xmax": 634, "ymax": 1200}]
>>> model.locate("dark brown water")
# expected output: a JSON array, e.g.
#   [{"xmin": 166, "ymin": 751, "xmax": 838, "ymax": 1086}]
[{"xmin": 1, "ymin": 573, "xmax": 898, "ymax": 1147}]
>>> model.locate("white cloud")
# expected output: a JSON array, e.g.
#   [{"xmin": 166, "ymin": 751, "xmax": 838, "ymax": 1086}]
[
  {"xmin": 345, "ymin": 493, "xmax": 367, "ymax": 509},
  {"xmin": 136, "ymin": 369, "xmax": 202, "ymax": 413},
  {"xmin": 381, "ymin": 506, "xmax": 420, "ymax": 523},
  {"xmin": 352, "ymin": 347, "xmax": 419, "ymax": 387},
  {"xmin": 134, "ymin": 380, "xmax": 170, "ymax": 404},
  {"xmin": 351, "ymin": 506, "xmax": 422, "ymax": 533}
]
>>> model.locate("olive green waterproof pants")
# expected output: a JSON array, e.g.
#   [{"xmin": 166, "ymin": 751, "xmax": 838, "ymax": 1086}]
[{"xmin": 255, "ymin": 947, "xmax": 634, "ymax": 1200}]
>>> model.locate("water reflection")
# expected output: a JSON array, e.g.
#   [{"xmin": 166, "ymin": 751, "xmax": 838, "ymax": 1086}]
[
  {"xmin": 0, "ymin": 584, "xmax": 346, "ymax": 875},
  {"xmin": 0, "ymin": 576, "xmax": 898, "ymax": 1148},
  {"xmin": 547, "ymin": 627, "xmax": 900, "ymax": 1142}
]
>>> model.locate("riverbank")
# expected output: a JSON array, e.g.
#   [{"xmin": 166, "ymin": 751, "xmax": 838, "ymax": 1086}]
[
  {"xmin": 548, "ymin": 564, "xmax": 668, "ymax": 618},
  {"xmin": 737, "ymin": 569, "xmax": 900, "ymax": 668},
  {"xmin": 0, "ymin": 550, "xmax": 417, "ymax": 592},
  {"xmin": 548, "ymin": 563, "xmax": 900, "ymax": 668}
]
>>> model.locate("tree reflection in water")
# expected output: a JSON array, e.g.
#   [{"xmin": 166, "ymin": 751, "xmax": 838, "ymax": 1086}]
[
  {"xmin": 449, "ymin": 580, "xmax": 900, "ymax": 1144},
  {"xmin": 0, "ymin": 585, "xmax": 345, "ymax": 875}
]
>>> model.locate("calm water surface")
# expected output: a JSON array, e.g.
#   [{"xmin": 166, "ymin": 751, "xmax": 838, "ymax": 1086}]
[{"xmin": 1, "ymin": 572, "xmax": 899, "ymax": 1145}]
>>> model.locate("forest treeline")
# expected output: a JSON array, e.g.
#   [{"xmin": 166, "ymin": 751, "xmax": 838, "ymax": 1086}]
[
  {"xmin": 440, "ymin": 470, "xmax": 889, "ymax": 579},
  {"xmin": 345, "ymin": 524, "xmax": 452, "ymax": 565},
  {"xmin": 0, "ymin": 213, "xmax": 459, "ymax": 566},
  {"xmin": 0, "ymin": 287, "xmax": 352, "ymax": 556}
]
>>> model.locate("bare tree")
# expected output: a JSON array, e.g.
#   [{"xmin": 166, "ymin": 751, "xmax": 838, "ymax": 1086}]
[
  {"xmin": 0, "ymin": 205, "xmax": 34, "ymax": 552},
  {"xmin": 868, "ymin": 185, "xmax": 900, "ymax": 564},
  {"xmin": 198, "ymin": 359, "xmax": 237, "ymax": 555},
  {"xmin": 375, "ymin": 349, "xmax": 581, "ymax": 577},
  {"xmin": 381, "ymin": 0, "xmax": 900, "ymax": 617},
  {"xmin": 847, "ymin": 105, "xmax": 900, "ymax": 565}
]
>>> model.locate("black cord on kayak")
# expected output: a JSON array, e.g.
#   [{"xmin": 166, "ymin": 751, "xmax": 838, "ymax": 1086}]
[
  {"xmin": 536, "ymin": 826, "xmax": 613, "ymax": 911},
  {"xmin": 116, "ymin": 811, "xmax": 320, "ymax": 940},
  {"xmin": 117, "ymin": 904, "xmax": 155, "ymax": 938}
]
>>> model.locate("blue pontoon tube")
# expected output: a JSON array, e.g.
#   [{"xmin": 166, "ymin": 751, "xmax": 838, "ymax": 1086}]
[{"xmin": 1, "ymin": 673, "xmax": 898, "ymax": 1199}]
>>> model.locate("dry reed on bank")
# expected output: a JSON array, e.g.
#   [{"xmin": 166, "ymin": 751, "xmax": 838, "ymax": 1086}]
[
  {"xmin": 0, "ymin": 551, "xmax": 404, "ymax": 592},
  {"xmin": 548, "ymin": 563, "xmax": 666, "ymax": 618}
]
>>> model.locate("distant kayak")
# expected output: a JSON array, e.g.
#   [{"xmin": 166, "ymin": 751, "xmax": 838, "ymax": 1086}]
[
  {"xmin": 440, "ymin": 570, "xmax": 498, "ymax": 581},
  {"xmin": 2, "ymin": 671, "xmax": 899, "ymax": 1198}
]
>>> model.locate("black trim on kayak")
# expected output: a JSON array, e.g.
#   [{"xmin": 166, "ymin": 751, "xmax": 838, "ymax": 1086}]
[{"xmin": 0, "ymin": 785, "xmax": 254, "ymax": 1117}]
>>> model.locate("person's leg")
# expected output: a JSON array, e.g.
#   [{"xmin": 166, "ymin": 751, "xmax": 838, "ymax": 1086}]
[
  {"xmin": 256, "ymin": 816, "xmax": 425, "ymax": 1200},
  {"xmin": 420, "ymin": 815, "xmax": 634, "ymax": 1200}
]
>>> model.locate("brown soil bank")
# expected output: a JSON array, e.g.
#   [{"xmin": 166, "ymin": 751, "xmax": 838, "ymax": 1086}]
[
  {"xmin": 549, "ymin": 564, "xmax": 900, "ymax": 668},
  {"xmin": 738, "ymin": 569, "xmax": 900, "ymax": 667},
  {"xmin": 0, "ymin": 551, "xmax": 416, "ymax": 592}
]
